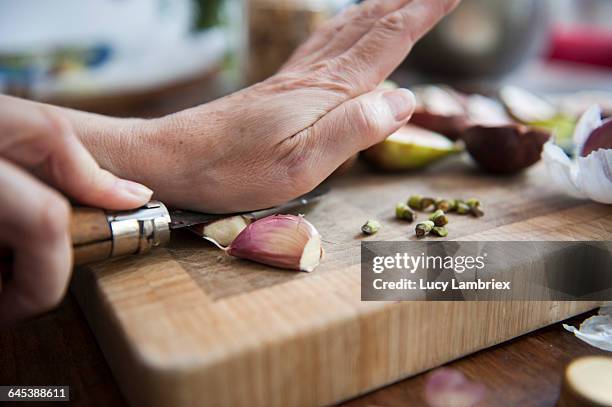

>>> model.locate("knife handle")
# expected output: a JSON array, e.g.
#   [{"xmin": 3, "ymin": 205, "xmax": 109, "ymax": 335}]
[
  {"xmin": 71, "ymin": 201, "xmax": 171, "ymax": 266},
  {"xmin": 0, "ymin": 202, "xmax": 171, "ymax": 270}
]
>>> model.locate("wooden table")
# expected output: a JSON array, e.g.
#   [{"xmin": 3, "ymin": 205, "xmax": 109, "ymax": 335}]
[{"xmin": 0, "ymin": 295, "xmax": 606, "ymax": 406}]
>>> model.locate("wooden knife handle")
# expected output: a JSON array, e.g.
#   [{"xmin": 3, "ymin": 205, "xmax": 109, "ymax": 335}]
[
  {"xmin": 71, "ymin": 207, "xmax": 113, "ymax": 266},
  {"xmin": 0, "ymin": 203, "xmax": 171, "ymax": 268}
]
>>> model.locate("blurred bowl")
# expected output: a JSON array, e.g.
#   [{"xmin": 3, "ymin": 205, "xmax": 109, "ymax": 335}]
[{"xmin": 406, "ymin": 0, "xmax": 550, "ymax": 79}]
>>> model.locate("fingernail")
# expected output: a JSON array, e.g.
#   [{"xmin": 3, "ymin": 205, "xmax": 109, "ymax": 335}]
[
  {"xmin": 384, "ymin": 88, "xmax": 416, "ymax": 122},
  {"xmin": 118, "ymin": 179, "xmax": 153, "ymax": 201}
]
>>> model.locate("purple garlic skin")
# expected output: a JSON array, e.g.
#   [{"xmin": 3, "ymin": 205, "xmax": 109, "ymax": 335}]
[
  {"xmin": 582, "ymin": 118, "xmax": 612, "ymax": 157},
  {"xmin": 227, "ymin": 214, "xmax": 322, "ymax": 272}
]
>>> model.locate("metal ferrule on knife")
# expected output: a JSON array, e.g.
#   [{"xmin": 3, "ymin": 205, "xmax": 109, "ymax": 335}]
[{"xmin": 71, "ymin": 202, "xmax": 171, "ymax": 266}]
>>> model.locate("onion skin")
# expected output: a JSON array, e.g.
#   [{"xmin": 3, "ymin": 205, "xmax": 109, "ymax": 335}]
[
  {"xmin": 227, "ymin": 214, "xmax": 321, "ymax": 272},
  {"xmin": 463, "ymin": 124, "xmax": 550, "ymax": 174}
]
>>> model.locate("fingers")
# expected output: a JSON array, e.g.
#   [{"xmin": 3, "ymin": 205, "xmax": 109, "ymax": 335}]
[
  {"xmin": 284, "ymin": 88, "xmax": 415, "ymax": 190},
  {"xmin": 280, "ymin": 4, "xmax": 359, "ymax": 70},
  {"xmin": 0, "ymin": 159, "xmax": 72, "ymax": 326},
  {"xmin": 334, "ymin": 0, "xmax": 460, "ymax": 92},
  {"xmin": 0, "ymin": 95, "xmax": 152, "ymax": 210},
  {"xmin": 293, "ymin": 0, "xmax": 413, "ymax": 68}
]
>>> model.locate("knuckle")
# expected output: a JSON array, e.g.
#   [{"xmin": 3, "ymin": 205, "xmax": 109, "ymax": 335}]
[
  {"xmin": 36, "ymin": 105, "xmax": 72, "ymax": 141},
  {"xmin": 352, "ymin": 99, "xmax": 380, "ymax": 137},
  {"xmin": 378, "ymin": 11, "xmax": 408, "ymax": 34},
  {"xmin": 282, "ymin": 136, "xmax": 320, "ymax": 197}
]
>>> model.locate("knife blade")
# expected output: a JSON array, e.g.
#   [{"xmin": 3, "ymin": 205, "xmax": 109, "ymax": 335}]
[
  {"xmin": 168, "ymin": 183, "xmax": 330, "ymax": 229},
  {"xmin": 25, "ymin": 183, "xmax": 331, "ymax": 267}
]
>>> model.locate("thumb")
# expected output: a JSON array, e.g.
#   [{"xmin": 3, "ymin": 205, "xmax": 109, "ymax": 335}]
[
  {"xmin": 0, "ymin": 96, "xmax": 152, "ymax": 210},
  {"xmin": 43, "ymin": 114, "xmax": 153, "ymax": 209},
  {"xmin": 317, "ymin": 88, "xmax": 415, "ymax": 152},
  {"xmin": 281, "ymin": 88, "xmax": 415, "ymax": 196}
]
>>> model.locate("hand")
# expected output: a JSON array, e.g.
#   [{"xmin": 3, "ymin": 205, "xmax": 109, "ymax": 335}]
[
  {"xmin": 74, "ymin": 0, "xmax": 459, "ymax": 213},
  {"xmin": 0, "ymin": 95, "xmax": 152, "ymax": 326}
]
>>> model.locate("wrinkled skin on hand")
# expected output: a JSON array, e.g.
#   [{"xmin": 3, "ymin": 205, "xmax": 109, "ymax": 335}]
[{"xmin": 77, "ymin": 0, "xmax": 460, "ymax": 212}]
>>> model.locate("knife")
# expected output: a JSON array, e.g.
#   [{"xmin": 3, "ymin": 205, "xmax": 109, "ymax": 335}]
[{"xmin": 70, "ymin": 184, "xmax": 329, "ymax": 266}]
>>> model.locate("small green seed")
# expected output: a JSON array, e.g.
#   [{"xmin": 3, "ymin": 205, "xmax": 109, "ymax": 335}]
[
  {"xmin": 435, "ymin": 198, "xmax": 452, "ymax": 212},
  {"xmin": 470, "ymin": 206, "xmax": 484, "ymax": 218},
  {"xmin": 421, "ymin": 197, "xmax": 435, "ymax": 211},
  {"xmin": 429, "ymin": 209, "xmax": 449, "ymax": 226},
  {"xmin": 466, "ymin": 198, "xmax": 484, "ymax": 217},
  {"xmin": 361, "ymin": 220, "xmax": 381, "ymax": 235},
  {"xmin": 415, "ymin": 220, "xmax": 435, "ymax": 238},
  {"xmin": 466, "ymin": 198, "xmax": 481, "ymax": 208},
  {"xmin": 456, "ymin": 202, "xmax": 471, "ymax": 215},
  {"xmin": 408, "ymin": 195, "xmax": 423, "ymax": 210},
  {"xmin": 395, "ymin": 203, "xmax": 415, "ymax": 222},
  {"xmin": 408, "ymin": 195, "xmax": 435, "ymax": 211},
  {"xmin": 432, "ymin": 226, "xmax": 449, "ymax": 237}
]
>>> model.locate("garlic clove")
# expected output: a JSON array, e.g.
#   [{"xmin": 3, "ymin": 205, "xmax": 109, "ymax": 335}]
[
  {"xmin": 227, "ymin": 214, "xmax": 322, "ymax": 272},
  {"xmin": 363, "ymin": 125, "xmax": 460, "ymax": 171},
  {"xmin": 191, "ymin": 215, "xmax": 251, "ymax": 247}
]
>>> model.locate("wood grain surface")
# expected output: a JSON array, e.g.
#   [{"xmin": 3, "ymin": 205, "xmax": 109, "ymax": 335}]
[
  {"xmin": 0, "ymin": 297, "xmax": 607, "ymax": 407},
  {"xmin": 69, "ymin": 158, "xmax": 612, "ymax": 407}
]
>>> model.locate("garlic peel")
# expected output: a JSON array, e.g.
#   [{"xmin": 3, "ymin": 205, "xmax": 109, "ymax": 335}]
[
  {"xmin": 543, "ymin": 105, "xmax": 612, "ymax": 204},
  {"xmin": 573, "ymin": 105, "xmax": 603, "ymax": 157},
  {"xmin": 563, "ymin": 304, "xmax": 612, "ymax": 352}
]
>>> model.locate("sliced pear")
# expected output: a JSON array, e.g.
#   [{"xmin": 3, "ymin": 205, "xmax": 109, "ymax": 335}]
[{"xmin": 364, "ymin": 124, "xmax": 459, "ymax": 171}]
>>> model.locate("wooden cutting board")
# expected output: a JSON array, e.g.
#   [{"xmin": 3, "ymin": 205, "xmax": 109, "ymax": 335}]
[{"xmin": 71, "ymin": 159, "xmax": 611, "ymax": 407}]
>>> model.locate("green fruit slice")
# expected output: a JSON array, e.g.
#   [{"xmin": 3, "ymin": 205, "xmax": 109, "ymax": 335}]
[{"xmin": 364, "ymin": 125, "xmax": 459, "ymax": 171}]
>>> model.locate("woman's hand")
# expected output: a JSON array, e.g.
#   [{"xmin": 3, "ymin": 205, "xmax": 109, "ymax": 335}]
[
  {"xmin": 78, "ymin": 0, "xmax": 460, "ymax": 213},
  {"xmin": 0, "ymin": 95, "xmax": 152, "ymax": 326}
]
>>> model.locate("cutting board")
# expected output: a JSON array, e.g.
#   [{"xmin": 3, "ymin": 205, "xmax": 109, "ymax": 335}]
[{"xmin": 71, "ymin": 159, "xmax": 611, "ymax": 407}]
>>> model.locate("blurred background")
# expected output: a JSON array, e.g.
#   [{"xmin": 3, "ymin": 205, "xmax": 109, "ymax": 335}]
[{"xmin": 0, "ymin": 0, "xmax": 611, "ymax": 117}]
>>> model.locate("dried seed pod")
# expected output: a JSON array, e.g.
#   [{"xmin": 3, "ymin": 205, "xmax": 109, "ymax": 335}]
[
  {"xmin": 429, "ymin": 210, "xmax": 449, "ymax": 227},
  {"xmin": 463, "ymin": 124, "xmax": 550, "ymax": 174},
  {"xmin": 415, "ymin": 221, "xmax": 435, "ymax": 238},
  {"xmin": 361, "ymin": 220, "xmax": 381, "ymax": 235},
  {"xmin": 431, "ymin": 226, "xmax": 449, "ymax": 237},
  {"xmin": 395, "ymin": 203, "xmax": 415, "ymax": 222},
  {"xmin": 227, "ymin": 215, "xmax": 322, "ymax": 272}
]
